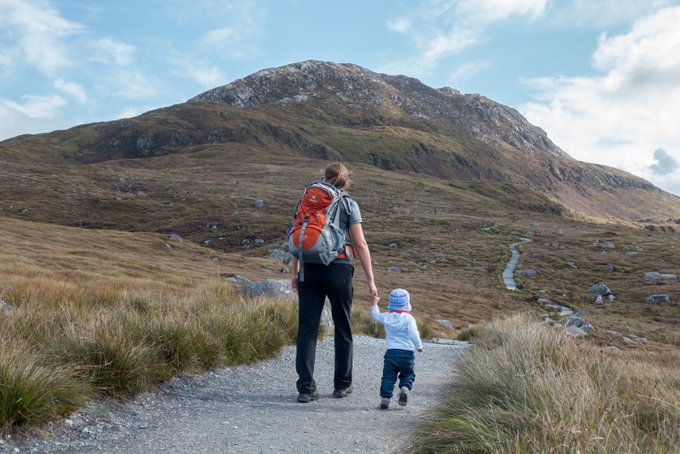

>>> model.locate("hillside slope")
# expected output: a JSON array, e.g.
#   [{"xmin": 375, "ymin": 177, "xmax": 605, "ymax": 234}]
[{"xmin": 2, "ymin": 60, "xmax": 679, "ymax": 223}]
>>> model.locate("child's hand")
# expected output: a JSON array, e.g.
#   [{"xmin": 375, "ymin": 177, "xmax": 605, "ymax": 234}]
[
  {"xmin": 371, "ymin": 294, "xmax": 380, "ymax": 306},
  {"xmin": 417, "ymin": 348, "xmax": 423, "ymax": 352}
]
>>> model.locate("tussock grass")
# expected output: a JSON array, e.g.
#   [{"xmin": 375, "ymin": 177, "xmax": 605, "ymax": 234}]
[
  {"xmin": 0, "ymin": 276, "xmax": 297, "ymax": 431},
  {"xmin": 412, "ymin": 314, "xmax": 680, "ymax": 453}
]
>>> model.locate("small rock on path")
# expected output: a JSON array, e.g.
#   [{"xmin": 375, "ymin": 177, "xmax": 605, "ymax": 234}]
[{"xmin": 10, "ymin": 336, "xmax": 468, "ymax": 454}]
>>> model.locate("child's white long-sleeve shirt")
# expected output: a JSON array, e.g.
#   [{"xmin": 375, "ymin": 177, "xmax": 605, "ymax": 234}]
[{"xmin": 371, "ymin": 305, "xmax": 423, "ymax": 351}]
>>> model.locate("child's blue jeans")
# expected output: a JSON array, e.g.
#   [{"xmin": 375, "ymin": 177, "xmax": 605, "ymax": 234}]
[{"xmin": 380, "ymin": 349, "xmax": 416, "ymax": 398}]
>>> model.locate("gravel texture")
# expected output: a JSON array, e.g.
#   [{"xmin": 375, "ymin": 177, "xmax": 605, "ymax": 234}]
[{"xmin": 4, "ymin": 336, "xmax": 468, "ymax": 454}]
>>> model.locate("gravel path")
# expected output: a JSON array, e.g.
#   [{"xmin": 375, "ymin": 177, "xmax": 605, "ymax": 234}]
[{"xmin": 5, "ymin": 336, "xmax": 468, "ymax": 454}]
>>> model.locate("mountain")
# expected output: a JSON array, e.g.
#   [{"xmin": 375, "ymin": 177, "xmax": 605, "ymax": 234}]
[{"xmin": 1, "ymin": 60, "xmax": 679, "ymax": 349}]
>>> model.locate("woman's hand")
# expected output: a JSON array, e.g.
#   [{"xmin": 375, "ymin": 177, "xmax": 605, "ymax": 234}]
[{"xmin": 368, "ymin": 282, "xmax": 379, "ymax": 302}]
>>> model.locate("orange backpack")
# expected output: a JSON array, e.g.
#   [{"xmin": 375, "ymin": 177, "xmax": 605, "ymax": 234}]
[{"xmin": 287, "ymin": 181, "xmax": 352, "ymax": 281}]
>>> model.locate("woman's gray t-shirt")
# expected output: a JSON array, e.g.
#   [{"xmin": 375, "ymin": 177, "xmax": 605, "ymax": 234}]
[{"xmin": 336, "ymin": 196, "xmax": 361, "ymax": 263}]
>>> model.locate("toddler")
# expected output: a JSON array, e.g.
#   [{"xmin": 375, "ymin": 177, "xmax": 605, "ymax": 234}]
[{"xmin": 371, "ymin": 288, "xmax": 423, "ymax": 409}]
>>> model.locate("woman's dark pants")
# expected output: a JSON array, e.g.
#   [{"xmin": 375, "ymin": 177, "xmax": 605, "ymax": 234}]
[
  {"xmin": 296, "ymin": 263, "xmax": 354, "ymax": 394},
  {"xmin": 380, "ymin": 349, "xmax": 416, "ymax": 398}
]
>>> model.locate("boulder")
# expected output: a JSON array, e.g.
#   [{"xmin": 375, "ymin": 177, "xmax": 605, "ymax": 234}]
[
  {"xmin": 645, "ymin": 294, "xmax": 672, "ymax": 305},
  {"xmin": 565, "ymin": 317, "xmax": 594, "ymax": 333},
  {"xmin": 644, "ymin": 272, "xmax": 678, "ymax": 281},
  {"xmin": 565, "ymin": 326, "xmax": 587, "ymax": 337},
  {"xmin": 0, "ymin": 299, "xmax": 13, "ymax": 315},
  {"xmin": 388, "ymin": 242, "xmax": 398, "ymax": 249},
  {"xmin": 434, "ymin": 319, "xmax": 456, "ymax": 330},
  {"xmin": 239, "ymin": 279, "xmax": 294, "ymax": 299},
  {"xmin": 588, "ymin": 284, "xmax": 612, "ymax": 296},
  {"xmin": 536, "ymin": 297, "xmax": 553, "ymax": 306},
  {"xmin": 226, "ymin": 275, "xmax": 251, "ymax": 285},
  {"xmin": 169, "ymin": 233, "xmax": 183, "ymax": 242},
  {"xmin": 520, "ymin": 269, "xmax": 537, "ymax": 278},
  {"xmin": 254, "ymin": 198, "xmax": 265, "ymax": 208},
  {"xmin": 269, "ymin": 250, "xmax": 292, "ymax": 264},
  {"xmin": 603, "ymin": 264, "xmax": 614, "ymax": 273}
]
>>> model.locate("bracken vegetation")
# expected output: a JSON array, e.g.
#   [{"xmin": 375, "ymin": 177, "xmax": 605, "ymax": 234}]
[{"xmin": 412, "ymin": 314, "xmax": 680, "ymax": 453}]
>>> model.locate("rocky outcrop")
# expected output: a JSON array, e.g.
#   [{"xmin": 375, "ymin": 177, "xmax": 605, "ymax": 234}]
[{"xmin": 191, "ymin": 60, "xmax": 569, "ymax": 159}]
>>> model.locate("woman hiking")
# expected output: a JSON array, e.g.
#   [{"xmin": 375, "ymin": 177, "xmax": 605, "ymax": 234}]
[{"xmin": 289, "ymin": 162, "xmax": 379, "ymax": 403}]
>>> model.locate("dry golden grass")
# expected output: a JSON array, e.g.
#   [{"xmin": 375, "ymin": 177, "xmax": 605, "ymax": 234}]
[
  {"xmin": 0, "ymin": 217, "xmax": 298, "ymax": 431},
  {"xmin": 412, "ymin": 314, "xmax": 680, "ymax": 453}
]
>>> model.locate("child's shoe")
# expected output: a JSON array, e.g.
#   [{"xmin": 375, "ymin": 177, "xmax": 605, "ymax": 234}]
[
  {"xmin": 398, "ymin": 386, "xmax": 409, "ymax": 406},
  {"xmin": 379, "ymin": 398, "xmax": 390, "ymax": 409}
]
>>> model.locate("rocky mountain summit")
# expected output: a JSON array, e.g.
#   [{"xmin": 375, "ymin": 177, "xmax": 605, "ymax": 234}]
[{"xmin": 191, "ymin": 60, "xmax": 569, "ymax": 159}]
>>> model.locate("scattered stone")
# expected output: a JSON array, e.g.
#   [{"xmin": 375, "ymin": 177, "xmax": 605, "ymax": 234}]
[
  {"xmin": 164, "ymin": 243, "xmax": 173, "ymax": 251},
  {"xmin": 269, "ymin": 250, "xmax": 292, "ymax": 264},
  {"xmin": 239, "ymin": 279, "xmax": 294, "ymax": 299},
  {"xmin": 169, "ymin": 234, "xmax": 183, "ymax": 242},
  {"xmin": 594, "ymin": 295, "xmax": 604, "ymax": 305},
  {"xmin": 607, "ymin": 346, "xmax": 622, "ymax": 352},
  {"xmin": 520, "ymin": 269, "xmax": 537, "ymax": 278},
  {"xmin": 544, "ymin": 304, "xmax": 563, "ymax": 313},
  {"xmin": 0, "ymin": 299, "xmax": 13, "ymax": 315},
  {"xmin": 251, "ymin": 212, "xmax": 260, "ymax": 219},
  {"xmin": 20, "ymin": 207, "xmax": 30, "ymax": 215},
  {"xmin": 280, "ymin": 267, "xmax": 289, "ymax": 274},
  {"xmin": 388, "ymin": 242, "xmax": 398, "ymax": 249},
  {"xmin": 565, "ymin": 261, "xmax": 578, "ymax": 269},
  {"xmin": 644, "ymin": 272, "xmax": 678, "ymax": 281},
  {"xmin": 534, "ymin": 289, "xmax": 547, "ymax": 295},
  {"xmin": 603, "ymin": 264, "xmax": 614, "ymax": 273},
  {"xmin": 606, "ymin": 330, "xmax": 621, "ymax": 336},
  {"xmin": 628, "ymin": 335, "xmax": 647, "ymax": 343},
  {"xmin": 388, "ymin": 267, "xmax": 402, "ymax": 273},
  {"xmin": 203, "ymin": 239, "xmax": 214, "ymax": 247},
  {"xmin": 565, "ymin": 317, "xmax": 594, "ymax": 332},
  {"xmin": 559, "ymin": 306, "xmax": 574, "ymax": 316},
  {"xmin": 645, "ymin": 294, "xmax": 672, "ymax": 304},
  {"xmin": 536, "ymin": 297, "xmax": 553, "ymax": 306},
  {"xmin": 242, "ymin": 239, "xmax": 251, "ymax": 247},
  {"xmin": 254, "ymin": 198, "xmax": 265, "ymax": 208},
  {"xmin": 593, "ymin": 240, "xmax": 615, "ymax": 249},
  {"xmin": 463, "ymin": 322, "xmax": 472, "ymax": 330},
  {"xmin": 565, "ymin": 325, "xmax": 587, "ymax": 337},
  {"xmin": 623, "ymin": 336, "xmax": 638, "ymax": 346},
  {"xmin": 434, "ymin": 320, "xmax": 455, "ymax": 330},
  {"xmin": 588, "ymin": 283, "xmax": 613, "ymax": 296},
  {"xmin": 573, "ymin": 310, "xmax": 587, "ymax": 317},
  {"xmin": 625, "ymin": 251, "xmax": 638, "ymax": 257},
  {"xmin": 225, "ymin": 275, "xmax": 250, "ymax": 285},
  {"xmin": 471, "ymin": 266, "xmax": 487, "ymax": 273},
  {"xmin": 254, "ymin": 238, "xmax": 265, "ymax": 246},
  {"xmin": 547, "ymin": 241, "xmax": 562, "ymax": 249}
]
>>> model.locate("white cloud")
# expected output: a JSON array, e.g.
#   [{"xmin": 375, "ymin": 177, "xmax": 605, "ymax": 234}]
[
  {"xmin": 387, "ymin": 17, "xmax": 412, "ymax": 33},
  {"xmin": 2, "ymin": 94, "xmax": 66, "ymax": 118},
  {"xmin": 0, "ymin": 0, "xmax": 83, "ymax": 75},
  {"xmin": 450, "ymin": 60, "xmax": 490, "ymax": 82},
  {"xmin": 520, "ymin": 6, "xmax": 680, "ymax": 195},
  {"xmin": 385, "ymin": 0, "xmax": 546, "ymax": 76},
  {"xmin": 172, "ymin": 59, "xmax": 225, "ymax": 87},
  {"xmin": 92, "ymin": 37, "xmax": 135, "ymax": 66},
  {"xmin": 197, "ymin": 1, "xmax": 265, "ymax": 58},
  {"xmin": 0, "ymin": 100, "xmax": 69, "ymax": 139},
  {"xmin": 112, "ymin": 71, "xmax": 161, "ymax": 99},
  {"xmin": 53, "ymin": 78, "xmax": 87, "ymax": 103}
]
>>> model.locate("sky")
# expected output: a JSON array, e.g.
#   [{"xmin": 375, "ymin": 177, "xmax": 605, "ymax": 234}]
[{"xmin": 1, "ymin": 0, "xmax": 680, "ymax": 196}]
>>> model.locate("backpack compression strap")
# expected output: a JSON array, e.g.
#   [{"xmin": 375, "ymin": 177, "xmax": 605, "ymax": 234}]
[{"xmin": 297, "ymin": 213, "xmax": 310, "ymax": 282}]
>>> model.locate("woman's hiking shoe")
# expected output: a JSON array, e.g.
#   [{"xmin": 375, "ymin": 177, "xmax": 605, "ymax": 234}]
[
  {"xmin": 332, "ymin": 385, "xmax": 353, "ymax": 398},
  {"xmin": 297, "ymin": 391, "xmax": 319, "ymax": 403},
  {"xmin": 379, "ymin": 398, "xmax": 390, "ymax": 410},
  {"xmin": 398, "ymin": 387, "xmax": 408, "ymax": 406}
]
